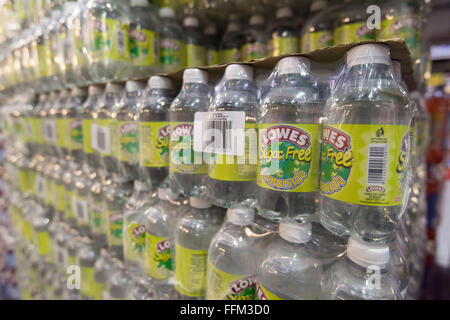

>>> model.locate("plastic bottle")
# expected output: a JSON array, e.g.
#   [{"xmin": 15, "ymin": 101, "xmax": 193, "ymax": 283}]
[
  {"xmin": 220, "ymin": 15, "xmax": 244, "ymax": 64},
  {"xmin": 89, "ymin": 167, "xmax": 109, "ymax": 249},
  {"xmin": 126, "ymin": 274, "xmax": 157, "ymax": 300},
  {"xmin": 159, "ymin": 7, "xmax": 185, "ymax": 73},
  {"xmin": 174, "ymin": 197, "xmax": 225, "ymax": 299},
  {"xmin": 206, "ymin": 64, "xmax": 258, "ymax": 208},
  {"xmin": 65, "ymin": 87, "xmax": 88, "ymax": 167},
  {"xmin": 204, "ymin": 24, "xmax": 220, "ymax": 66},
  {"xmin": 79, "ymin": 240, "xmax": 103, "ymax": 300},
  {"xmin": 255, "ymin": 219, "xmax": 323, "ymax": 300},
  {"xmin": 169, "ymin": 68, "xmax": 210, "ymax": 197},
  {"xmin": 322, "ymin": 235, "xmax": 402, "ymax": 300},
  {"xmin": 72, "ymin": 165, "xmax": 92, "ymax": 237},
  {"xmin": 269, "ymin": 6, "xmax": 299, "ymax": 56},
  {"xmin": 242, "ymin": 14, "xmax": 268, "ymax": 62},
  {"xmin": 206, "ymin": 204, "xmax": 257, "ymax": 300},
  {"xmin": 256, "ymin": 56, "xmax": 321, "ymax": 222},
  {"xmin": 183, "ymin": 16, "xmax": 205, "ymax": 67},
  {"xmin": 300, "ymin": 0, "xmax": 334, "ymax": 52},
  {"xmin": 139, "ymin": 76, "xmax": 176, "ymax": 189},
  {"xmin": 128, "ymin": 0, "xmax": 160, "ymax": 78},
  {"xmin": 107, "ymin": 264, "xmax": 134, "ymax": 300},
  {"xmin": 93, "ymin": 249, "xmax": 116, "ymax": 300},
  {"xmin": 319, "ymin": 44, "xmax": 412, "ymax": 241}
]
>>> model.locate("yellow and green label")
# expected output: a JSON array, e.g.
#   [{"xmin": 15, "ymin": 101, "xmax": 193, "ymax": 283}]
[
  {"xmin": 270, "ymin": 36, "xmax": 299, "ymax": 56},
  {"xmin": 37, "ymin": 231, "xmax": 52, "ymax": 257},
  {"xmin": 160, "ymin": 38, "xmax": 185, "ymax": 69},
  {"xmin": 257, "ymin": 124, "xmax": 320, "ymax": 192},
  {"xmin": 186, "ymin": 44, "xmax": 206, "ymax": 67},
  {"xmin": 144, "ymin": 233, "xmax": 174, "ymax": 280},
  {"xmin": 91, "ymin": 17, "xmax": 130, "ymax": 62},
  {"xmin": 45, "ymin": 178, "xmax": 55, "ymax": 207},
  {"xmin": 69, "ymin": 118, "xmax": 83, "ymax": 151},
  {"xmin": 301, "ymin": 31, "xmax": 334, "ymax": 52},
  {"xmin": 37, "ymin": 36, "xmax": 50, "ymax": 78},
  {"xmin": 320, "ymin": 124, "xmax": 409, "ymax": 206},
  {"xmin": 174, "ymin": 244, "xmax": 208, "ymax": 297},
  {"xmin": 117, "ymin": 120, "xmax": 139, "ymax": 163},
  {"xmin": 56, "ymin": 118, "xmax": 71, "ymax": 149},
  {"xmin": 334, "ymin": 22, "xmax": 375, "ymax": 45},
  {"xmin": 242, "ymin": 43, "xmax": 267, "ymax": 61},
  {"xmin": 129, "ymin": 28, "xmax": 159, "ymax": 66},
  {"xmin": 80, "ymin": 266, "xmax": 104, "ymax": 300},
  {"xmin": 220, "ymin": 48, "xmax": 241, "ymax": 64},
  {"xmin": 82, "ymin": 119, "xmax": 94, "ymax": 155},
  {"xmin": 206, "ymin": 261, "xmax": 256, "ymax": 300},
  {"xmin": 170, "ymin": 122, "xmax": 208, "ymax": 174},
  {"xmin": 206, "ymin": 49, "xmax": 220, "ymax": 66},
  {"xmin": 376, "ymin": 15, "xmax": 422, "ymax": 60},
  {"xmin": 90, "ymin": 200, "xmax": 107, "ymax": 236},
  {"xmin": 65, "ymin": 189, "xmax": 75, "ymax": 220},
  {"xmin": 139, "ymin": 121, "xmax": 170, "ymax": 167},
  {"xmin": 124, "ymin": 222, "xmax": 146, "ymax": 263},
  {"xmin": 256, "ymin": 281, "xmax": 283, "ymax": 300},
  {"xmin": 54, "ymin": 183, "xmax": 65, "ymax": 212},
  {"xmin": 107, "ymin": 210, "xmax": 123, "ymax": 246},
  {"xmin": 208, "ymin": 124, "xmax": 257, "ymax": 182}
]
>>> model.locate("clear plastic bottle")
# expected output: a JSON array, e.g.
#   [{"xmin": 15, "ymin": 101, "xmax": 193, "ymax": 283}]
[
  {"xmin": 128, "ymin": 0, "xmax": 160, "ymax": 78},
  {"xmin": 256, "ymin": 56, "xmax": 321, "ymax": 222},
  {"xmin": 89, "ymin": 167, "xmax": 109, "ymax": 249},
  {"xmin": 206, "ymin": 64, "xmax": 258, "ymax": 208},
  {"xmin": 183, "ymin": 16, "xmax": 205, "ymax": 67},
  {"xmin": 319, "ymin": 44, "xmax": 412, "ymax": 241},
  {"xmin": 73, "ymin": 165, "xmax": 92, "ymax": 237},
  {"xmin": 220, "ymin": 15, "xmax": 243, "ymax": 64},
  {"xmin": 268, "ymin": 6, "xmax": 299, "ymax": 56},
  {"xmin": 66, "ymin": 87, "xmax": 88, "ymax": 167},
  {"xmin": 322, "ymin": 235, "xmax": 402, "ymax": 300},
  {"xmin": 139, "ymin": 76, "xmax": 176, "ymax": 189},
  {"xmin": 242, "ymin": 14, "xmax": 268, "ymax": 62},
  {"xmin": 300, "ymin": 0, "xmax": 334, "ymax": 52},
  {"xmin": 158, "ymin": 7, "xmax": 185, "ymax": 73},
  {"xmin": 204, "ymin": 24, "xmax": 220, "ymax": 66},
  {"xmin": 108, "ymin": 264, "xmax": 133, "ymax": 300},
  {"xmin": 255, "ymin": 219, "xmax": 323, "ymax": 300},
  {"xmin": 174, "ymin": 197, "xmax": 225, "ymax": 299},
  {"xmin": 93, "ymin": 249, "xmax": 116, "ymax": 300},
  {"xmin": 206, "ymin": 204, "xmax": 257, "ymax": 300},
  {"xmin": 126, "ymin": 274, "xmax": 157, "ymax": 300},
  {"xmin": 78, "ymin": 240, "xmax": 102, "ymax": 300},
  {"xmin": 169, "ymin": 68, "xmax": 210, "ymax": 197}
]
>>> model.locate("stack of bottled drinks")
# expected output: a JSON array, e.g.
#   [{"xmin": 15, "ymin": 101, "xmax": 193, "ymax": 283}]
[
  {"xmin": 0, "ymin": 0, "xmax": 428, "ymax": 94},
  {"xmin": 1, "ymin": 40, "xmax": 430, "ymax": 299}
]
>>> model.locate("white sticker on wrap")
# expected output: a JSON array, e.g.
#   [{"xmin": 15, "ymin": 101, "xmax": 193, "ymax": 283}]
[
  {"xmin": 91, "ymin": 123, "xmax": 111, "ymax": 155},
  {"xmin": 193, "ymin": 111, "xmax": 245, "ymax": 156}
]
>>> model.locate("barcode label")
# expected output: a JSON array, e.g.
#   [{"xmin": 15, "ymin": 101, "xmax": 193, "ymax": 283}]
[
  {"xmin": 55, "ymin": 246, "xmax": 68, "ymax": 268},
  {"xmin": 193, "ymin": 111, "xmax": 245, "ymax": 156},
  {"xmin": 117, "ymin": 30, "xmax": 125, "ymax": 54},
  {"xmin": 367, "ymin": 143, "xmax": 388, "ymax": 185},
  {"xmin": 36, "ymin": 176, "xmax": 46, "ymax": 200},
  {"xmin": 92, "ymin": 124, "xmax": 111, "ymax": 155},
  {"xmin": 77, "ymin": 199, "xmax": 89, "ymax": 223},
  {"xmin": 43, "ymin": 120, "xmax": 57, "ymax": 143}
]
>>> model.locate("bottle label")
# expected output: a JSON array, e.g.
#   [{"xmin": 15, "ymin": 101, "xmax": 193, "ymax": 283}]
[
  {"xmin": 45, "ymin": 178, "xmax": 55, "ymax": 207},
  {"xmin": 301, "ymin": 31, "xmax": 334, "ymax": 52},
  {"xmin": 56, "ymin": 118, "xmax": 70, "ymax": 149},
  {"xmin": 90, "ymin": 200, "xmax": 107, "ymax": 236},
  {"xmin": 129, "ymin": 27, "xmax": 159, "ymax": 66},
  {"xmin": 107, "ymin": 210, "xmax": 123, "ymax": 246},
  {"xmin": 69, "ymin": 118, "xmax": 83, "ymax": 151},
  {"xmin": 139, "ymin": 121, "xmax": 170, "ymax": 168},
  {"xmin": 271, "ymin": 36, "xmax": 299, "ymax": 56},
  {"xmin": 257, "ymin": 124, "xmax": 320, "ymax": 192},
  {"xmin": 92, "ymin": 119, "xmax": 116, "ymax": 157},
  {"xmin": 208, "ymin": 123, "xmax": 257, "ymax": 182},
  {"xmin": 65, "ymin": 189, "xmax": 75, "ymax": 219},
  {"xmin": 221, "ymin": 48, "xmax": 241, "ymax": 64},
  {"xmin": 186, "ymin": 44, "xmax": 206, "ymax": 67},
  {"xmin": 242, "ymin": 42, "xmax": 267, "ymax": 61},
  {"xmin": 74, "ymin": 23, "xmax": 88, "ymax": 67},
  {"xmin": 160, "ymin": 38, "xmax": 185, "ymax": 69},
  {"xmin": 206, "ymin": 49, "xmax": 220, "ymax": 66},
  {"xmin": 334, "ymin": 22, "xmax": 375, "ymax": 45},
  {"xmin": 174, "ymin": 243, "xmax": 208, "ymax": 297},
  {"xmin": 170, "ymin": 122, "xmax": 208, "ymax": 174},
  {"xmin": 82, "ymin": 119, "xmax": 94, "ymax": 155},
  {"xmin": 37, "ymin": 231, "xmax": 52, "ymax": 257},
  {"xmin": 124, "ymin": 222, "xmax": 146, "ymax": 263},
  {"xmin": 206, "ymin": 260, "xmax": 256, "ymax": 300},
  {"xmin": 255, "ymin": 281, "xmax": 283, "ymax": 300},
  {"xmin": 116, "ymin": 120, "xmax": 139, "ymax": 163},
  {"xmin": 80, "ymin": 266, "xmax": 104, "ymax": 300},
  {"xmin": 376, "ymin": 15, "xmax": 422, "ymax": 60},
  {"xmin": 144, "ymin": 233, "xmax": 174, "ymax": 280},
  {"xmin": 36, "ymin": 37, "xmax": 49, "ymax": 78},
  {"xmin": 91, "ymin": 17, "xmax": 130, "ymax": 62},
  {"xmin": 75, "ymin": 194, "xmax": 90, "ymax": 226},
  {"xmin": 54, "ymin": 183, "xmax": 65, "ymax": 212},
  {"xmin": 320, "ymin": 124, "xmax": 409, "ymax": 206}
]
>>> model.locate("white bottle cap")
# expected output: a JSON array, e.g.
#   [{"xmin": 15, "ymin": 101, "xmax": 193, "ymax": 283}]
[
  {"xmin": 276, "ymin": 7, "xmax": 293, "ymax": 19},
  {"xmin": 277, "ymin": 56, "xmax": 311, "ymax": 76},
  {"xmin": 183, "ymin": 68, "xmax": 208, "ymax": 84},
  {"xmin": 105, "ymin": 82, "xmax": 124, "ymax": 93},
  {"xmin": 225, "ymin": 64, "xmax": 253, "ymax": 81},
  {"xmin": 311, "ymin": 0, "xmax": 326, "ymax": 12},
  {"xmin": 159, "ymin": 7, "xmax": 175, "ymax": 18},
  {"xmin": 227, "ymin": 205, "xmax": 255, "ymax": 226},
  {"xmin": 204, "ymin": 25, "xmax": 217, "ymax": 35},
  {"xmin": 249, "ymin": 14, "xmax": 264, "ymax": 26},
  {"xmin": 183, "ymin": 16, "xmax": 199, "ymax": 28},
  {"xmin": 88, "ymin": 84, "xmax": 104, "ymax": 95},
  {"xmin": 347, "ymin": 235, "xmax": 390, "ymax": 268},
  {"xmin": 279, "ymin": 220, "xmax": 312, "ymax": 244},
  {"xmin": 125, "ymin": 80, "xmax": 146, "ymax": 92},
  {"xmin": 130, "ymin": 0, "xmax": 149, "ymax": 7},
  {"xmin": 347, "ymin": 44, "xmax": 391, "ymax": 67},
  {"xmin": 190, "ymin": 197, "xmax": 212, "ymax": 209},
  {"xmin": 148, "ymin": 76, "xmax": 173, "ymax": 90},
  {"xmin": 392, "ymin": 60, "xmax": 401, "ymax": 82}
]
